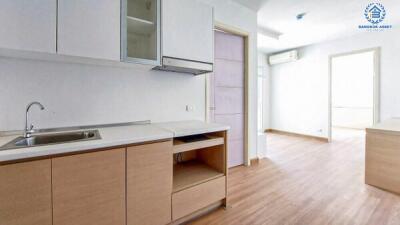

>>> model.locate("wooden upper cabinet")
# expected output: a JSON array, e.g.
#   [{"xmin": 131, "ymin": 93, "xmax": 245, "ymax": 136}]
[
  {"xmin": 52, "ymin": 148, "xmax": 126, "ymax": 225},
  {"xmin": 162, "ymin": 0, "xmax": 213, "ymax": 63},
  {"xmin": 0, "ymin": 160, "xmax": 52, "ymax": 225},
  {"xmin": 57, "ymin": 0, "xmax": 120, "ymax": 60},
  {"xmin": 0, "ymin": 0, "xmax": 56, "ymax": 53},
  {"xmin": 127, "ymin": 141, "xmax": 173, "ymax": 225}
]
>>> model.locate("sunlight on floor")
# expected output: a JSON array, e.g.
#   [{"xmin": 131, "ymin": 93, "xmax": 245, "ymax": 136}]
[{"xmin": 331, "ymin": 127, "xmax": 365, "ymax": 141}]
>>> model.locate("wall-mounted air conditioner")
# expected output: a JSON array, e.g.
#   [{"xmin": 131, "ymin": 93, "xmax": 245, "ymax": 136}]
[{"xmin": 268, "ymin": 50, "xmax": 298, "ymax": 65}]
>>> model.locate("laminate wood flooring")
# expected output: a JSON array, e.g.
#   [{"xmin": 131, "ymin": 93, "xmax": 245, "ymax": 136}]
[{"xmin": 190, "ymin": 129, "xmax": 400, "ymax": 225}]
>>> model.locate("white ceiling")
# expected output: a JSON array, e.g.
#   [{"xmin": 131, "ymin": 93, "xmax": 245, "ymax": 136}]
[
  {"xmin": 230, "ymin": 0, "xmax": 267, "ymax": 11},
  {"xmin": 232, "ymin": 0, "xmax": 400, "ymax": 53}
]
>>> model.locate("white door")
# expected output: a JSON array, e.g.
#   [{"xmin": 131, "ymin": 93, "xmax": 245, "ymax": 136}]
[{"xmin": 210, "ymin": 31, "xmax": 245, "ymax": 168}]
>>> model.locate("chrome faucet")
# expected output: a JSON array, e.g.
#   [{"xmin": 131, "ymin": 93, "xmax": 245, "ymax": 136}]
[{"xmin": 24, "ymin": 102, "xmax": 45, "ymax": 138}]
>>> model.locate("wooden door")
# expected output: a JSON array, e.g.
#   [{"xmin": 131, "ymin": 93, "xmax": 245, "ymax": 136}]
[
  {"xmin": 52, "ymin": 148, "xmax": 126, "ymax": 225},
  {"xmin": 0, "ymin": 160, "xmax": 52, "ymax": 225},
  {"xmin": 127, "ymin": 141, "xmax": 173, "ymax": 225},
  {"xmin": 211, "ymin": 30, "xmax": 245, "ymax": 167}
]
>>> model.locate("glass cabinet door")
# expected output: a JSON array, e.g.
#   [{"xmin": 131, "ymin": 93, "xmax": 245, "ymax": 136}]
[{"xmin": 121, "ymin": 0, "xmax": 160, "ymax": 64}]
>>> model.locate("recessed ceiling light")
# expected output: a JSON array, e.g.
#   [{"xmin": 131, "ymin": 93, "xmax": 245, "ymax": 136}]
[{"xmin": 296, "ymin": 12, "xmax": 307, "ymax": 20}]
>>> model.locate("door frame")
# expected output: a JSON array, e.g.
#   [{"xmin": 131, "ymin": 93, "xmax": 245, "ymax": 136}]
[
  {"xmin": 205, "ymin": 21, "xmax": 250, "ymax": 166},
  {"xmin": 328, "ymin": 47, "xmax": 380, "ymax": 141}
]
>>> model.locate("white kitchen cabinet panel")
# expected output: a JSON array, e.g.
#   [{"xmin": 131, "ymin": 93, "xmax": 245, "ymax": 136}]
[
  {"xmin": 0, "ymin": 0, "xmax": 56, "ymax": 53},
  {"xmin": 58, "ymin": 0, "xmax": 120, "ymax": 60},
  {"xmin": 162, "ymin": 0, "xmax": 213, "ymax": 63}
]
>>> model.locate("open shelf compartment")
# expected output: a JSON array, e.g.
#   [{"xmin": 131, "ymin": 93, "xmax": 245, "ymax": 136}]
[
  {"xmin": 173, "ymin": 134, "xmax": 224, "ymax": 154},
  {"xmin": 172, "ymin": 131, "xmax": 226, "ymax": 193},
  {"xmin": 173, "ymin": 160, "xmax": 224, "ymax": 192}
]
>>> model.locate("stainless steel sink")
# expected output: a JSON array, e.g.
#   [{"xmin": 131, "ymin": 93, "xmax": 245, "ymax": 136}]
[{"xmin": 0, "ymin": 130, "xmax": 101, "ymax": 151}]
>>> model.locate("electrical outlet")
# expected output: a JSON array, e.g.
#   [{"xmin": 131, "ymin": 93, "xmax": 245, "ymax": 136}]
[{"xmin": 186, "ymin": 105, "xmax": 195, "ymax": 112}]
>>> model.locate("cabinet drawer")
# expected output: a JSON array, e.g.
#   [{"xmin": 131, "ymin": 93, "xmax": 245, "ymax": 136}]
[{"xmin": 172, "ymin": 176, "xmax": 226, "ymax": 220}]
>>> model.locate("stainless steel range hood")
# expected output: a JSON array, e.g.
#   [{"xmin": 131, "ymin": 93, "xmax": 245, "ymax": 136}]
[{"xmin": 153, "ymin": 57, "xmax": 213, "ymax": 75}]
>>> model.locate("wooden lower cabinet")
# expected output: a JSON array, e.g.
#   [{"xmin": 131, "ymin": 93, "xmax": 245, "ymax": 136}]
[
  {"xmin": 0, "ymin": 135, "xmax": 224, "ymax": 225},
  {"xmin": 52, "ymin": 148, "xmax": 126, "ymax": 225},
  {"xmin": 172, "ymin": 176, "xmax": 226, "ymax": 220},
  {"xmin": 366, "ymin": 131, "xmax": 400, "ymax": 194},
  {"xmin": 0, "ymin": 159, "xmax": 52, "ymax": 225},
  {"xmin": 127, "ymin": 141, "xmax": 173, "ymax": 225}
]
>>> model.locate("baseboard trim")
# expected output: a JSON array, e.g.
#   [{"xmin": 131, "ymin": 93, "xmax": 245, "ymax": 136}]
[
  {"xmin": 265, "ymin": 129, "xmax": 329, "ymax": 142},
  {"xmin": 250, "ymin": 158, "xmax": 259, "ymax": 165}
]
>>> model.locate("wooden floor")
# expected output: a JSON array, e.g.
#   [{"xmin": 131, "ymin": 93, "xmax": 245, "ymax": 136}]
[{"xmin": 190, "ymin": 129, "xmax": 400, "ymax": 225}]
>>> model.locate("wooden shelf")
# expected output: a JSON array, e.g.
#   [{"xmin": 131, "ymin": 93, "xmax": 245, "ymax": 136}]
[
  {"xmin": 173, "ymin": 135, "xmax": 224, "ymax": 154},
  {"xmin": 173, "ymin": 160, "xmax": 224, "ymax": 193},
  {"xmin": 127, "ymin": 16, "xmax": 155, "ymax": 35}
]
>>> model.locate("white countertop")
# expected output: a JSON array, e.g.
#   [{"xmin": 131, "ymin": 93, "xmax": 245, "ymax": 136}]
[
  {"xmin": 366, "ymin": 118, "xmax": 400, "ymax": 133},
  {"xmin": 156, "ymin": 120, "xmax": 230, "ymax": 137},
  {"xmin": 0, "ymin": 120, "xmax": 229, "ymax": 162}
]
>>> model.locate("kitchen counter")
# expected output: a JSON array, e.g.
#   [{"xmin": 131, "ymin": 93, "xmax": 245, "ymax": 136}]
[
  {"xmin": 156, "ymin": 120, "xmax": 230, "ymax": 137},
  {"xmin": 0, "ymin": 121, "xmax": 229, "ymax": 225},
  {"xmin": 366, "ymin": 118, "xmax": 400, "ymax": 134},
  {"xmin": 0, "ymin": 120, "xmax": 229, "ymax": 162}
]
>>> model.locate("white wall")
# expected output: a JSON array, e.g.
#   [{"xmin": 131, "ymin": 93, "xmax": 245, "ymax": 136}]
[
  {"xmin": 0, "ymin": 0, "xmax": 259, "ymax": 159},
  {"xmin": 0, "ymin": 58, "xmax": 205, "ymax": 130},
  {"xmin": 257, "ymin": 52, "xmax": 269, "ymax": 159},
  {"xmin": 268, "ymin": 27, "xmax": 400, "ymax": 138},
  {"xmin": 258, "ymin": 52, "xmax": 270, "ymax": 130}
]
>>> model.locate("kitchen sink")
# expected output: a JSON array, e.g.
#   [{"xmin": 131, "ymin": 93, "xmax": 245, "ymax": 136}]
[{"xmin": 0, "ymin": 130, "xmax": 101, "ymax": 151}]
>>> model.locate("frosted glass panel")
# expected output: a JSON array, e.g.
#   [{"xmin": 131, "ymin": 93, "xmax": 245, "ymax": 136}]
[{"xmin": 125, "ymin": 0, "xmax": 158, "ymax": 61}]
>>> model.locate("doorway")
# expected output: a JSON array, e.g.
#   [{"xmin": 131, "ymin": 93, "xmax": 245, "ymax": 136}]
[
  {"xmin": 328, "ymin": 48, "xmax": 380, "ymax": 141},
  {"xmin": 209, "ymin": 29, "xmax": 245, "ymax": 168}
]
